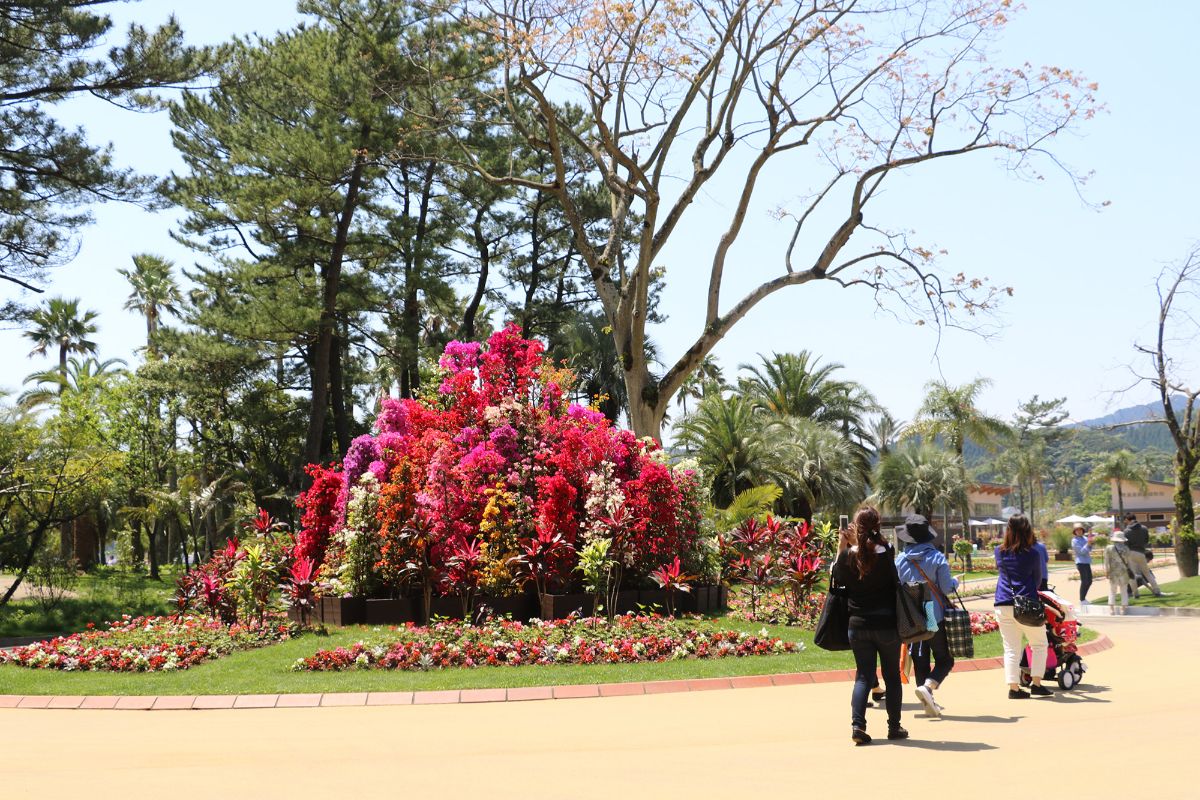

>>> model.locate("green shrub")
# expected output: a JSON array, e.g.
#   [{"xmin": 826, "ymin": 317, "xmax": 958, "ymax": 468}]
[
  {"xmin": 1050, "ymin": 527, "xmax": 1073, "ymax": 554},
  {"xmin": 1093, "ymin": 535, "xmax": 1109, "ymax": 549}
]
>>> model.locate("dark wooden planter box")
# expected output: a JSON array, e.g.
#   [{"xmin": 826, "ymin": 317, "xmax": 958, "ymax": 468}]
[
  {"xmin": 716, "ymin": 585, "xmax": 729, "ymax": 611},
  {"xmin": 318, "ymin": 596, "xmax": 366, "ymax": 626},
  {"xmin": 424, "ymin": 594, "xmax": 468, "ymax": 621},
  {"xmin": 1053, "ymin": 553, "xmax": 1073, "ymax": 562},
  {"xmin": 476, "ymin": 593, "xmax": 536, "ymax": 622},
  {"xmin": 675, "ymin": 585, "xmax": 714, "ymax": 614},
  {"xmin": 365, "ymin": 598, "xmax": 418, "ymax": 625},
  {"xmin": 638, "ymin": 588, "xmax": 672, "ymax": 614},
  {"xmin": 539, "ymin": 593, "xmax": 593, "ymax": 620}
]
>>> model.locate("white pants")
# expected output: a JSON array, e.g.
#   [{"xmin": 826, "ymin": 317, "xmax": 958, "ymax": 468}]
[
  {"xmin": 995, "ymin": 605, "xmax": 1048, "ymax": 686},
  {"xmin": 1125, "ymin": 551, "xmax": 1160, "ymax": 595},
  {"xmin": 1108, "ymin": 578, "xmax": 1130, "ymax": 607}
]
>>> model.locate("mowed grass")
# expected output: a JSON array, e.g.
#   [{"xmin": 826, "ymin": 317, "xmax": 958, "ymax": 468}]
[
  {"xmin": 0, "ymin": 568, "xmax": 179, "ymax": 639},
  {"xmin": 1130, "ymin": 575, "xmax": 1200, "ymax": 608},
  {"xmin": 0, "ymin": 616, "xmax": 1096, "ymax": 697}
]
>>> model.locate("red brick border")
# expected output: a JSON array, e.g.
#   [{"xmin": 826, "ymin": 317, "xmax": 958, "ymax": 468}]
[{"xmin": 0, "ymin": 634, "xmax": 1112, "ymax": 711}]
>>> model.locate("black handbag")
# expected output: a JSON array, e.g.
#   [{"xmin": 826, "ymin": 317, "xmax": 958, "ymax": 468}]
[
  {"xmin": 1000, "ymin": 555, "xmax": 1045, "ymax": 626},
  {"xmin": 814, "ymin": 585, "xmax": 851, "ymax": 651}
]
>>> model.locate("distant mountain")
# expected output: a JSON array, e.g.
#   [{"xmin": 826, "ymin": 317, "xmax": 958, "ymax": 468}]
[{"xmin": 1073, "ymin": 396, "xmax": 1186, "ymax": 430}]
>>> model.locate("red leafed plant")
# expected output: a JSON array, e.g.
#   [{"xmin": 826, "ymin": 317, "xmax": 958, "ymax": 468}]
[
  {"xmin": 649, "ymin": 556, "xmax": 694, "ymax": 616},
  {"xmin": 443, "ymin": 538, "xmax": 485, "ymax": 621},
  {"xmin": 510, "ymin": 529, "xmax": 575, "ymax": 612},
  {"xmin": 281, "ymin": 557, "xmax": 322, "ymax": 627}
]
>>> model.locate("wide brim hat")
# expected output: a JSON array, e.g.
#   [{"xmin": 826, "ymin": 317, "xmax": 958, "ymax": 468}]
[
  {"xmin": 1110, "ymin": 531, "xmax": 1127, "ymax": 543},
  {"xmin": 898, "ymin": 514, "xmax": 935, "ymax": 544}
]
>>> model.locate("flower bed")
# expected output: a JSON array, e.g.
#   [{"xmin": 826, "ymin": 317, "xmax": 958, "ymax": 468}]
[
  {"xmin": 969, "ymin": 611, "xmax": 999, "ymax": 635},
  {"xmin": 292, "ymin": 614, "xmax": 796, "ymax": 672},
  {"xmin": 0, "ymin": 614, "xmax": 292, "ymax": 672}
]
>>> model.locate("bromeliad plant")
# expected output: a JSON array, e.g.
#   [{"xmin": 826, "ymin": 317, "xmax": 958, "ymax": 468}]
[{"xmin": 443, "ymin": 537, "xmax": 485, "ymax": 621}]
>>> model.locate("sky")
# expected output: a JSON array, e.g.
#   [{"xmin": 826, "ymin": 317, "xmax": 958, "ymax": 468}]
[{"xmin": 2, "ymin": 0, "xmax": 1198, "ymax": 429}]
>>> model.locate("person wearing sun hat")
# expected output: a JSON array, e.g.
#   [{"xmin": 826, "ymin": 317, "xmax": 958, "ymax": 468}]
[
  {"xmin": 895, "ymin": 513, "xmax": 958, "ymax": 718},
  {"xmin": 1071, "ymin": 525, "xmax": 1093, "ymax": 604},
  {"xmin": 1104, "ymin": 529, "xmax": 1134, "ymax": 608}
]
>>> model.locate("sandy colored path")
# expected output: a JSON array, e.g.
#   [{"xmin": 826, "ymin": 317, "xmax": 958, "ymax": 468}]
[{"xmin": 1, "ymin": 615, "xmax": 1194, "ymax": 800}]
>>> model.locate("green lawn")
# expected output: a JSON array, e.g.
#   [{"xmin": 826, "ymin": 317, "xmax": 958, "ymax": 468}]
[
  {"xmin": 1130, "ymin": 576, "xmax": 1200, "ymax": 608},
  {"xmin": 0, "ymin": 616, "xmax": 1096, "ymax": 696},
  {"xmin": 0, "ymin": 568, "xmax": 179, "ymax": 639}
]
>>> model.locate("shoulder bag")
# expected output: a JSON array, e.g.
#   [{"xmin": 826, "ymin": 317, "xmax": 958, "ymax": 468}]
[
  {"xmin": 895, "ymin": 565, "xmax": 935, "ymax": 644},
  {"xmin": 814, "ymin": 559, "xmax": 851, "ymax": 651},
  {"xmin": 999, "ymin": 553, "xmax": 1044, "ymax": 627},
  {"xmin": 913, "ymin": 561, "xmax": 974, "ymax": 659}
]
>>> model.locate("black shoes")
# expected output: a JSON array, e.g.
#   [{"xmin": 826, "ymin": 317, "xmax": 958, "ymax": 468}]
[
  {"xmin": 1008, "ymin": 688, "xmax": 1029, "ymax": 699},
  {"xmin": 1030, "ymin": 684, "xmax": 1053, "ymax": 697},
  {"xmin": 887, "ymin": 725, "xmax": 909, "ymax": 740},
  {"xmin": 869, "ymin": 691, "xmax": 886, "ymax": 707},
  {"xmin": 852, "ymin": 727, "xmax": 872, "ymax": 746}
]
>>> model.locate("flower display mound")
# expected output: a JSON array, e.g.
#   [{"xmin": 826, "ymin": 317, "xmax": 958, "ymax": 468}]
[
  {"xmin": 296, "ymin": 323, "xmax": 705, "ymax": 615},
  {"xmin": 293, "ymin": 614, "xmax": 796, "ymax": 672},
  {"xmin": 0, "ymin": 615, "xmax": 292, "ymax": 672}
]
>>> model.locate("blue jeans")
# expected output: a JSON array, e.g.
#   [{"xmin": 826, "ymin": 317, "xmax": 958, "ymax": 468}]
[{"xmin": 849, "ymin": 627, "xmax": 903, "ymax": 730}]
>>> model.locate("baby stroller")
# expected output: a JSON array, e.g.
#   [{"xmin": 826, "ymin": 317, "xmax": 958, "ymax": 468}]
[{"xmin": 1019, "ymin": 588, "xmax": 1088, "ymax": 690}]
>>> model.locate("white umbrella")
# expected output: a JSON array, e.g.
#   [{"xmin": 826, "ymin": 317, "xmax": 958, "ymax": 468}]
[
  {"xmin": 1056, "ymin": 514, "xmax": 1090, "ymax": 525},
  {"xmin": 1083, "ymin": 514, "xmax": 1114, "ymax": 525},
  {"xmin": 986, "ymin": 518, "xmax": 1007, "ymax": 525},
  {"xmin": 968, "ymin": 519, "xmax": 991, "ymax": 527}
]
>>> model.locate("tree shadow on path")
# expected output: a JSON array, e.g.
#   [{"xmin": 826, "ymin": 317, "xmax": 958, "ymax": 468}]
[{"xmin": 928, "ymin": 714, "xmax": 1024, "ymax": 724}]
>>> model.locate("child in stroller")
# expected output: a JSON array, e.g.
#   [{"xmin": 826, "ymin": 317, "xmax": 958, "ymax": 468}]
[{"xmin": 1019, "ymin": 587, "xmax": 1088, "ymax": 690}]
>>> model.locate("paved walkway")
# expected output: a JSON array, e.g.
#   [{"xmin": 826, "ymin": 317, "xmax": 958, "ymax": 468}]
[{"xmin": 1, "ymin": 615, "xmax": 1194, "ymax": 799}]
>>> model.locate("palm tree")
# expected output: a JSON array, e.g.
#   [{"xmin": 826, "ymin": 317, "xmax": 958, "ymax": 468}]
[
  {"xmin": 556, "ymin": 312, "xmax": 659, "ymax": 424},
  {"xmin": 23, "ymin": 297, "xmax": 100, "ymax": 388},
  {"xmin": 766, "ymin": 416, "xmax": 868, "ymax": 519},
  {"xmin": 675, "ymin": 394, "xmax": 783, "ymax": 507},
  {"xmin": 1087, "ymin": 450, "xmax": 1148, "ymax": 519},
  {"xmin": 675, "ymin": 356, "xmax": 726, "ymax": 417},
  {"xmin": 909, "ymin": 378, "xmax": 1011, "ymax": 536},
  {"xmin": 118, "ymin": 253, "xmax": 182, "ymax": 357},
  {"xmin": 867, "ymin": 411, "xmax": 906, "ymax": 459},
  {"xmin": 740, "ymin": 352, "xmax": 876, "ymax": 430},
  {"xmin": 873, "ymin": 444, "xmax": 968, "ymax": 522},
  {"xmin": 18, "ymin": 356, "xmax": 126, "ymax": 410}
]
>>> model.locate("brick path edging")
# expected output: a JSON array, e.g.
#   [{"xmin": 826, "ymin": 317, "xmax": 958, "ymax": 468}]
[{"xmin": 0, "ymin": 634, "xmax": 1113, "ymax": 711}]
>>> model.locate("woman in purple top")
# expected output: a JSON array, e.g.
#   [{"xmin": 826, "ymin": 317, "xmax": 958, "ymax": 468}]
[{"xmin": 993, "ymin": 514, "xmax": 1051, "ymax": 699}]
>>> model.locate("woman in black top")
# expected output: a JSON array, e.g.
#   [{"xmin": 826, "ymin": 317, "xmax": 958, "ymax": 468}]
[{"xmin": 831, "ymin": 506, "xmax": 908, "ymax": 745}]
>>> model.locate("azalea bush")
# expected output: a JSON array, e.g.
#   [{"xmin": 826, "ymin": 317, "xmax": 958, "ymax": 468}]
[
  {"xmin": 0, "ymin": 614, "xmax": 292, "ymax": 672},
  {"xmin": 297, "ymin": 324, "xmax": 706, "ymax": 617},
  {"xmin": 291, "ymin": 614, "xmax": 796, "ymax": 672}
]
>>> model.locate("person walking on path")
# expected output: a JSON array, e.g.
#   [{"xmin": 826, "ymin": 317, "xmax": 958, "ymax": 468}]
[
  {"xmin": 1122, "ymin": 514, "xmax": 1164, "ymax": 597},
  {"xmin": 831, "ymin": 506, "xmax": 908, "ymax": 745},
  {"xmin": 895, "ymin": 514, "xmax": 958, "ymax": 719},
  {"xmin": 994, "ymin": 514, "xmax": 1052, "ymax": 699},
  {"xmin": 1104, "ymin": 530, "xmax": 1134, "ymax": 608},
  {"xmin": 1072, "ymin": 525, "xmax": 1093, "ymax": 604}
]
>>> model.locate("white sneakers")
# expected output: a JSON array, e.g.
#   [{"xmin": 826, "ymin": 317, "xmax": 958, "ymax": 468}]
[{"xmin": 914, "ymin": 684, "xmax": 943, "ymax": 718}]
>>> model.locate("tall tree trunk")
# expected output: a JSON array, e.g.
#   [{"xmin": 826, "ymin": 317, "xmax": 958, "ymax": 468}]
[
  {"xmin": 1175, "ymin": 459, "xmax": 1198, "ymax": 578},
  {"xmin": 398, "ymin": 161, "xmax": 436, "ymax": 398},
  {"xmin": 303, "ymin": 128, "xmax": 370, "ymax": 469},
  {"xmin": 461, "ymin": 208, "xmax": 490, "ymax": 340},
  {"xmin": 330, "ymin": 326, "xmax": 351, "ymax": 455},
  {"xmin": 147, "ymin": 521, "xmax": 161, "ymax": 581}
]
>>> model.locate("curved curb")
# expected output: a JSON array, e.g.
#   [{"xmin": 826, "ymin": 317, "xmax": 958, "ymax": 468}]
[{"xmin": 0, "ymin": 634, "xmax": 1114, "ymax": 711}]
